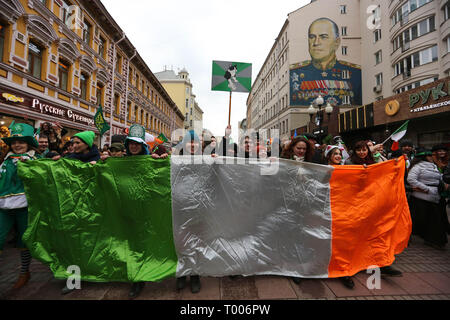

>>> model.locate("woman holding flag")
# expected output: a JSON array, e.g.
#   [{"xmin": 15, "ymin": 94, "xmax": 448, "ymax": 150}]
[{"xmin": 0, "ymin": 123, "xmax": 38, "ymax": 290}]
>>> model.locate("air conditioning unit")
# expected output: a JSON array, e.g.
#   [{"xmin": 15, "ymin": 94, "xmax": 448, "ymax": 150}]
[{"xmin": 373, "ymin": 85, "xmax": 382, "ymax": 93}]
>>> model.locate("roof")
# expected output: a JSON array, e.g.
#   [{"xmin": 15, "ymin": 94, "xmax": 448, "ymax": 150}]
[{"xmin": 154, "ymin": 70, "xmax": 179, "ymax": 80}]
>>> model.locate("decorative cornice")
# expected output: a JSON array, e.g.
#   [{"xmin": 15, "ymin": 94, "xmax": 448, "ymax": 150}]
[
  {"xmin": 23, "ymin": 14, "xmax": 58, "ymax": 47},
  {"xmin": 56, "ymin": 38, "xmax": 81, "ymax": 64},
  {"xmin": 0, "ymin": 0, "xmax": 25, "ymax": 23}
]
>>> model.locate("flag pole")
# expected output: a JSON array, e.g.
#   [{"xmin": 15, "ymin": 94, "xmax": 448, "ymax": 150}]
[
  {"xmin": 381, "ymin": 134, "xmax": 393, "ymax": 146},
  {"xmin": 228, "ymin": 90, "xmax": 232, "ymax": 126}
]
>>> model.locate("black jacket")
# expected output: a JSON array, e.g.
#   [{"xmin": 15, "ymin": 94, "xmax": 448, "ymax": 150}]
[{"xmin": 66, "ymin": 145, "xmax": 101, "ymax": 163}]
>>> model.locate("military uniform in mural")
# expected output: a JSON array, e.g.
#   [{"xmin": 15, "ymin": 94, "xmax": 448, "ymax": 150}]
[{"xmin": 290, "ymin": 59, "xmax": 362, "ymax": 106}]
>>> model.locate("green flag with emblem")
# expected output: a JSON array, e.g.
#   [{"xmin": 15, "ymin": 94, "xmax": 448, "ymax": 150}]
[
  {"xmin": 94, "ymin": 106, "xmax": 110, "ymax": 136},
  {"xmin": 211, "ymin": 61, "xmax": 252, "ymax": 93}
]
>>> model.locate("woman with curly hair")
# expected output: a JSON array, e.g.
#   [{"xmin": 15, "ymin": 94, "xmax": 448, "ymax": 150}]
[{"xmin": 280, "ymin": 136, "xmax": 315, "ymax": 162}]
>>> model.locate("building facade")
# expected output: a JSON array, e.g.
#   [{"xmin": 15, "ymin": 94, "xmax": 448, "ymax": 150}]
[
  {"xmin": 247, "ymin": 0, "xmax": 362, "ymax": 142},
  {"xmin": 155, "ymin": 68, "xmax": 203, "ymax": 132},
  {"xmin": 247, "ymin": 0, "xmax": 450, "ymax": 144},
  {"xmin": 339, "ymin": 76, "xmax": 450, "ymax": 148},
  {"xmin": 0, "ymin": 0, "xmax": 183, "ymax": 147}
]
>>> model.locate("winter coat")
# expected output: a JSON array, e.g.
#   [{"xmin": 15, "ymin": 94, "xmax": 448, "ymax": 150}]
[
  {"xmin": 66, "ymin": 145, "xmax": 101, "ymax": 163},
  {"xmin": 407, "ymin": 161, "xmax": 442, "ymax": 204},
  {"xmin": 0, "ymin": 150, "xmax": 37, "ymax": 209}
]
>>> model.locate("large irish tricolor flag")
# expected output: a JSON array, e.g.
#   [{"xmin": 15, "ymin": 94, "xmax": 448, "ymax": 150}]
[{"xmin": 18, "ymin": 156, "xmax": 411, "ymax": 282}]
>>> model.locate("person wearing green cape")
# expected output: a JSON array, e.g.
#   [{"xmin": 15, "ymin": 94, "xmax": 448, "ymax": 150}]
[{"xmin": 0, "ymin": 122, "xmax": 38, "ymax": 290}]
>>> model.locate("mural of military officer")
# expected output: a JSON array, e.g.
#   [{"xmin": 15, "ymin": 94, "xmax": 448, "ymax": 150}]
[{"xmin": 290, "ymin": 17, "xmax": 362, "ymax": 107}]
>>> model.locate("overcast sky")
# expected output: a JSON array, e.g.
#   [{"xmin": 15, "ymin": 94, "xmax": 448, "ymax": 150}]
[{"xmin": 102, "ymin": 0, "xmax": 310, "ymax": 140}]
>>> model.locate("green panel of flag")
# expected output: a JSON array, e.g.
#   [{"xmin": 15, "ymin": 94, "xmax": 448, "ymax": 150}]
[{"xmin": 18, "ymin": 157, "xmax": 178, "ymax": 283}]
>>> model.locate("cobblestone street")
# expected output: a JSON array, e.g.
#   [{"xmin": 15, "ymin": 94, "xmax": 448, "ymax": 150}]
[{"xmin": 1, "ymin": 235, "xmax": 449, "ymax": 300}]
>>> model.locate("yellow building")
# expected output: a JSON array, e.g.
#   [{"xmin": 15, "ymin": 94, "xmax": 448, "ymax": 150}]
[
  {"xmin": 0, "ymin": 0, "xmax": 183, "ymax": 145},
  {"xmin": 155, "ymin": 68, "xmax": 202, "ymax": 131}
]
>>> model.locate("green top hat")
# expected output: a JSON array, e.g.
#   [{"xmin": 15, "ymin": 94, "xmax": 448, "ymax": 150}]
[{"xmin": 1, "ymin": 122, "xmax": 39, "ymax": 148}]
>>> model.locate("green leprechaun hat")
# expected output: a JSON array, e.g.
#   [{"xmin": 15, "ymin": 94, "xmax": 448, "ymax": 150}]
[{"xmin": 1, "ymin": 121, "xmax": 39, "ymax": 148}]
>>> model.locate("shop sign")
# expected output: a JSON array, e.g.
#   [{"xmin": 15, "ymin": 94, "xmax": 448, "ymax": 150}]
[
  {"xmin": 410, "ymin": 99, "xmax": 450, "ymax": 113},
  {"xmin": 31, "ymin": 98, "xmax": 94, "ymax": 126},
  {"xmin": 409, "ymin": 82, "xmax": 450, "ymax": 112},
  {"xmin": 2, "ymin": 93, "xmax": 24, "ymax": 103}
]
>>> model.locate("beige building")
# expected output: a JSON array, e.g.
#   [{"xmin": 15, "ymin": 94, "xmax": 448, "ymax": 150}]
[
  {"xmin": 155, "ymin": 68, "xmax": 203, "ymax": 132},
  {"xmin": 247, "ymin": 0, "xmax": 362, "ymax": 142},
  {"xmin": 362, "ymin": 0, "xmax": 448, "ymax": 102},
  {"xmin": 247, "ymin": 0, "xmax": 450, "ymax": 141}
]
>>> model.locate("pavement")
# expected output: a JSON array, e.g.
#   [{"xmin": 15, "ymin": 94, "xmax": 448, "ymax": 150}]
[{"xmin": 1, "ymin": 234, "xmax": 450, "ymax": 300}]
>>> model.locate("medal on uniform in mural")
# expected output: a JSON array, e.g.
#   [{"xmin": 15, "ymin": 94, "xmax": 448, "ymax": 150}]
[{"xmin": 321, "ymin": 72, "xmax": 328, "ymax": 77}]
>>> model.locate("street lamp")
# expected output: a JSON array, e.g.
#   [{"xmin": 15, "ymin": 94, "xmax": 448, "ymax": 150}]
[{"xmin": 307, "ymin": 95, "xmax": 334, "ymax": 141}]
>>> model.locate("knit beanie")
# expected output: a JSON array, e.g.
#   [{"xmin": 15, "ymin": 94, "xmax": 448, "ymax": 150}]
[{"xmin": 74, "ymin": 131, "xmax": 95, "ymax": 148}]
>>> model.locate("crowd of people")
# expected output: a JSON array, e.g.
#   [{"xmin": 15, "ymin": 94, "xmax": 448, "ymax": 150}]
[{"xmin": 0, "ymin": 122, "xmax": 448, "ymax": 299}]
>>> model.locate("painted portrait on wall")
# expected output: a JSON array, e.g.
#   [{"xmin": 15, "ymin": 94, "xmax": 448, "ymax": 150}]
[{"xmin": 290, "ymin": 17, "xmax": 362, "ymax": 106}]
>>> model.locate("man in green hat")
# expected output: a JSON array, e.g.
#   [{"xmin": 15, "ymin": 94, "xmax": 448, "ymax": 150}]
[{"xmin": 0, "ymin": 123, "xmax": 38, "ymax": 290}]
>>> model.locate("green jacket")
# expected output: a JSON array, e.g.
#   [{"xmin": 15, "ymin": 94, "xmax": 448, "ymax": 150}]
[{"xmin": 0, "ymin": 150, "xmax": 36, "ymax": 209}]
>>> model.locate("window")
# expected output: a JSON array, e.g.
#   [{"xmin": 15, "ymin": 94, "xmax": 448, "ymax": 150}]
[
  {"xmin": 340, "ymin": 5, "xmax": 347, "ymax": 14},
  {"xmin": 342, "ymin": 95, "xmax": 351, "ymax": 105},
  {"xmin": 447, "ymin": 37, "xmax": 450, "ymax": 53},
  {"xmin": 391, "ymin": 0, "xmax": 432, "ymax": 26},
  {"xmin": 136, "ymin": 74, "xmax": 140, "ymax": 89},
  {"xmin": 374, "ymin": 29, "xmax": 381, "ymax": 43},
  {"xmin": 82, "ymin": 20, "xmax": 91, "ymax": 44},
  {"xmin": 115, "ymin": 54, "xmax": 121, "ymax": 74},
  {"xmin": 375, "ymin": 73, "xmax": 383, "ymax": 86},
  {"xmin": 375, "ymin": 50, "xmax": 382, "ymax": 65},
  {"xmin": 28, "ymin": 41, "xmax": 43, "ymax": 79},
  {"xmin": 341, "ymin": 27, "xmax": 347, "ymax": 36},
  {"xmin": 342, "ymin": 70, "xmax": 350, "ymax": 79},
  {"xmin": 445, "ymin": 2, "xmax": 450, "ymax": 21},
  {"xmin": 342, "ymin": 46, "xmax": 347, "ymax": 55},
  {"xmin": 0, "ymin": 23, "xmax": 5, "ymax": 62},
  {"xmin": 80, "ymin": 73, "xmax": 88, "ymax": 100},
  {"xmin": 127, "ymin": 101, "xmax": 131, "ymax": 120},
  {"xmin": 58, "ymin": 60, "xmax": 70, "ymax": 91},
  {"xmin": 394, "ymin": 45, "xmax": 438, "ymax": 77},
  {"xmin": 98, "ymin": 36, "xmax": 106, "ymax": 58},
  {"xmin": 114, "ymin": 94, "xmax": 120, "ymax": 114},
  {"xmin": 96, "ymin": 83, "xmax": 104, "ymax": 106}
]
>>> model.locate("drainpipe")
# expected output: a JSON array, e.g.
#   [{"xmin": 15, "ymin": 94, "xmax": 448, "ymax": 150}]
[
  {"xmin": 124, "ymin": 49, "xmax": 137, "ymax": 130},
  {"xmin": 109, "ymin": 32, "xmax": 126, "ymax": 143}
]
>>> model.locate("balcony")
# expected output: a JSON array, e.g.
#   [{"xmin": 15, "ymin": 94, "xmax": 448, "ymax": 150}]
[
  {"xmin": 400, "ymin": 13, "xmax": 409, "ymax": 26},
  {"xmin": 402, "ymin": 41, "xmax": 410, "ymax": 53},
  {"xmin": 403, "ymin": 70, "xmax": 411, "ymax": 80}
]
